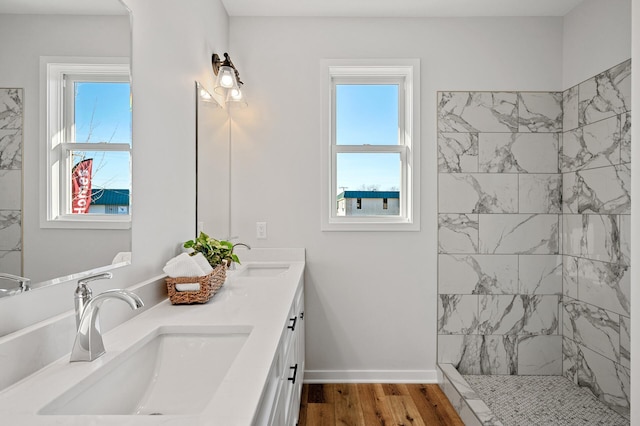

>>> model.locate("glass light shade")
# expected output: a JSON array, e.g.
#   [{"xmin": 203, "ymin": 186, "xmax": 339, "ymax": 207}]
[
  {"xmin": 229, "ymin": 87, "xmax": 243, "ymax": 101},
  {"xmin": 226, "ymin": 87, "xmax": 248, "ymax": 109},
  {"xmin": 214, "ymin": 65, "xmax": 236, "ymax": 93}
]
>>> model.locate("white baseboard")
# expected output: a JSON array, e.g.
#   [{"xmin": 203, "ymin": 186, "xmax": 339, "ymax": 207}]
[{"xmin": 303, "ymin": 369, "xmax": 439, "ymax": 384}]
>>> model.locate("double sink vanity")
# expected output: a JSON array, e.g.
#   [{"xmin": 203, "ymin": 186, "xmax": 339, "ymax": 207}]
[{"xmin": 0, "ymin": 249, "xmax": 305, "ymax": 425}]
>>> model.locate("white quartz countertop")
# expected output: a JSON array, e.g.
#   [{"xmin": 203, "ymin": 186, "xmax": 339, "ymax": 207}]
[{"xmin": 0, "ymin": 249, "xmax": 305, "ymax": 426}]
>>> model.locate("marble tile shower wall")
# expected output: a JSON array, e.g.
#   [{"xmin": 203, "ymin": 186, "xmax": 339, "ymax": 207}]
[
  {"xmin": 436, "ymin": 59, "xmax": 631, "ymax": 419},
  {"xmin": 561, "ymin": 59, "xmax": 630, "ymax": 417},
  {"xmin": 437, "ymin": 90, "xmax": 564, "ymax": 377},
  {"xmin": 0, "ymin": 88, "xmax": 22, "ymax": 277}
]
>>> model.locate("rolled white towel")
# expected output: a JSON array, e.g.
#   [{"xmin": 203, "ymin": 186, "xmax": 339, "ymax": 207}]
[
  {"xmin": 166, "ymin": 252, "xmax": 190, "ymax": 266},
  {"xmin": 175, "ymin": 283, "xmax": 200, "ymax": 292},
  {"xmin": 163, "ymin": 253, "xmax": 207, "ymax": 278},
  {"xmin": 191, "ymin": 253, "xmax": 214, "ymax": 274}
]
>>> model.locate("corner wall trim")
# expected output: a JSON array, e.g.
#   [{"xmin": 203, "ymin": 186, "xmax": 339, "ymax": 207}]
[{"xmin": 303, "ymin": 369, "xmax": 438, "ymax": 384}]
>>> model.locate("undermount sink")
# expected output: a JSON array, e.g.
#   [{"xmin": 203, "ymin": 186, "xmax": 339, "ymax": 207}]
[
  {"xmin": 39, "ymin": 325, "xmax": 251, "ymax": 416},
  {"xmin": 235, "ymin": 263, "xmax": 290, "ymax": 278}
]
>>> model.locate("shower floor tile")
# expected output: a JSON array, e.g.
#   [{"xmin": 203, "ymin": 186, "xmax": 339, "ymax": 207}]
[{"xmin": 463, "ymin": 375, "xmax": 628, "ymax": 426}]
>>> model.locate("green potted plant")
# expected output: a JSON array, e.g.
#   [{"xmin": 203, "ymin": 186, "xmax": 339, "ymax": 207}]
[{"xmin": 183, "ymin": 232, "xmax": 240, "ymax": 268}]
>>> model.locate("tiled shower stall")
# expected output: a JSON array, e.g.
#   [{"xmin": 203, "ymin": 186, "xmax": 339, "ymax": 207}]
[
  {"xmin": 0, "ymin": 88, "xmax": 22, "ymax": 278},
  {"xmin": 437, "ymin": 60, "xmax": 631, "ymax": 420}
]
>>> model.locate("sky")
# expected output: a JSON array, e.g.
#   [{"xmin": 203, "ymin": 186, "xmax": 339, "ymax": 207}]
[
  {"xmin": 73, "ymin": 82, "xmax": 131, "ymax": 189},
  {"xmin": 335, "ymin": 84, "xmax": 400, "ymax": 192}
]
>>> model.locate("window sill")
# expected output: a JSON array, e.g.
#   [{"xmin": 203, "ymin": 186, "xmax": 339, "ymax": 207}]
[
  {"xmin": 40, "ymin": 215, "xmax": 131, "ymax": 230},
  {"xmin": 321, "ymin": 218, "xmax": 420, "ymax": 232}
]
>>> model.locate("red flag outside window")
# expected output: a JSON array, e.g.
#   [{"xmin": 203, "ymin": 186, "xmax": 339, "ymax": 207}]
[{"xmin": 71, "ymin": 158, "xmax": 93, "ymax": 214}]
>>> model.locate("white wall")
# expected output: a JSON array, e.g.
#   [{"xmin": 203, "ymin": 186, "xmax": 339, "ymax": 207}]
[
  {"xmin": 124, "ymin": 0, "xmax": 229, "ymax": 285},
  {"xmin": 229, "ymin": 17, "xmax": 563, "ymax": 381},
  {"xmin": 0, "ymin": 14, "xmax": 131, "ymax": 284},
  {"xmin": 562, "ymin": 0, "xmax": 631, "ymax": 88}
]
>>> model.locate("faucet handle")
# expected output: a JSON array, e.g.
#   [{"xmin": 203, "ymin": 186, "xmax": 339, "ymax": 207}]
[
  {"xmin": 74, "ymin": 272, "xmax": 113, "ymax": 329},
  {"xmin": 77, "ymin": 272, "xmax": 113, "ymax": 288}
]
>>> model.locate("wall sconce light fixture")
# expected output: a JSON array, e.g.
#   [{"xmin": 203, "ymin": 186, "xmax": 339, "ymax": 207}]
[{"xmin": 212, "ymin": 52, "xmax": 246, "ymax": 106}]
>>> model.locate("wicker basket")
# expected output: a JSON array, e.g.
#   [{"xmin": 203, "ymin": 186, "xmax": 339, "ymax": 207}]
[{"xmin": 165, "ymin": 263, "xmax": 227, "ymax": 305}]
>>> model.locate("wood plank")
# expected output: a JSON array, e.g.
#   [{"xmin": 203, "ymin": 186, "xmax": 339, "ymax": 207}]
[
  {"xmin": 382, "ymin": 383, "xmax": 409, "ymax": 396},
  {"xmin": 386, "ymin": 395, "xmax": 427, "ymax": 426},
  {"xmin": 334, "ymin": 384, "xmax": 366, "ymax": 426},
  {"xmin": 356, "ymin": 383, "xmax": 394, "ymax": 426},
  {"xmin": 406, "ymin": 384, "xmax": 445, "ymax": 424},
  {"xmin": 306, "ymin": 403, "xmax": 336, "ymax": 426},
  {"xmin": 308, "ymin": 383, "xmax": 334, "ymax": 404},
  {"xmin": 299, "ymin": 382, "xmax": 309, "ymax": 425},
  {"xmin": 421, "ymin": 384, "xmax": 465, "ymax": 426},
  {"xmin": 300, "ymin": 383, "xmax": 463, "ymax": 426}
]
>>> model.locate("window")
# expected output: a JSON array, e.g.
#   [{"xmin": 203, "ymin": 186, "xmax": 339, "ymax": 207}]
[
  {"xmin": 41, "ymin": 58, "xmax": 131, "ymax": 229},
  {"xmin": 321, "ymin": 60, "xmax": 420, "ymax": 231}
]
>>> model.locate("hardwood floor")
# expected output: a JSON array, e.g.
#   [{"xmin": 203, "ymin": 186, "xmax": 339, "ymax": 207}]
[{"xmin": 298, "ymin": 383, "xmax": 464, "ymax": 426}]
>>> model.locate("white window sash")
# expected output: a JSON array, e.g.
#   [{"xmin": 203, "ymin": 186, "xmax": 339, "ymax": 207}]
[
  {"xmin": 320, "ymin": 59, "xmax": 420, "ymax": 232},
  {"xmin": 40, "ymin": 57, "xmax": 131, "ymax": 230}
]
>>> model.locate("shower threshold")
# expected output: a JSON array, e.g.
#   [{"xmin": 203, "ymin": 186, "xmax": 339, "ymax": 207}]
[{"xmin": 438, "ymin": 364, "xmax": 629, "ymax": 426}]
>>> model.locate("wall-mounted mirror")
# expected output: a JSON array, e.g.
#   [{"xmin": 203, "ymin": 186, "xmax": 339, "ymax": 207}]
[
  {"xmin": 0, "ymin": 0, "xmax": 132, "ymax": 296},
  {"xmin": 195, "ymin": 82, "xmax": 231, "ymax": 241}
]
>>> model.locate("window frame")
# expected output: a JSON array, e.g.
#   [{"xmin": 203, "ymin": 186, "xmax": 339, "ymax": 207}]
[
  {"xmin": 321, "ymin": 59, "xmax": 420, "ymax": 231},
  {"xmin": 40, "ymin": 57, "xmax": 132, "ymax": 229}
]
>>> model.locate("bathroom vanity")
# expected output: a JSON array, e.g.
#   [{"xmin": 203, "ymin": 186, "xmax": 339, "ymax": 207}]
[{"xmin": 0, "ymin": 249, "xmax": 305, "ymax": 425}]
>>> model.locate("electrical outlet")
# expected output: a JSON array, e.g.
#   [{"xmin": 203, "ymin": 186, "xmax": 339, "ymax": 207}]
[{"xmin": 256, "ymin": 222, "xmax": 267, "ymax": 239}]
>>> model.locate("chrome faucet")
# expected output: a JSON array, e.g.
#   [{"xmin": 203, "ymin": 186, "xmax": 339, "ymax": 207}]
[
  {"xmin": 229, "ymin": 243, "xmax": 251, "ymax": 270},
  {"xmin": 0, "ymin": 273, "xmax": 31, "ymax": 294},
  {"xmin": 232, "ymin": 242, "xmax": 252, "ymax": 251},
  {"xmin": 70, "ymin": 275, "xmax": 144, "ymax": 362}
]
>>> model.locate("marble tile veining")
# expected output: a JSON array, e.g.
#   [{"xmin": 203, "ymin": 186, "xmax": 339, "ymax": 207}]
[
  {"xmin": 578, "ymin": 164, "xmax": 630, "ymax": 214},
  {"xmin": 438, "ymin": 132, "xmax": 479, "ymax": 172},
  {"xmin": 0, "ymin": 89, "xmax": 23, "ymax": 130},
  {"xmin": 479, "ymin": 132, "xmax": 559, "ymax": 173},
  {"xmin": 437, "ymin": 66, "xmax": 631, "ymax": 420},
  {"xmin": 438, "ymin": 294, "xmax": 478, "ymax": 334},
  {"xmin": 619, "ymin": 112, "xmax": 631, "ymax": 164},
  {"xmin": 562, "ymin": 172, "xmax": 580, "ymax": 214},
  {"xmin": 519, "ymin": 255, "xmax": 562, "ymax": 295},
  {"xmin": 479, "ymin": 214, "xmax": 559, "ymax": 254},
  {"xmin": 438, "ymin": 254, "xmax": 517, "ymax": 294},
  {"xmin": 562, "ymin": 256, "xmax": 579, "ymax": 299},
  {"xmin": 619, "ymin": 316, "xmax": 630, "ymax": 368},
  {"xmin": 438, "ymin": 334, "xmax": 517, "ymax": 375},
  {"xmin": 477, "ymin": 295, "xmax": 558, "ymax": 335},
  {"xmin": 561, "ymin": 115, "xmax": 620, "ymax": 172},
  {"xmin": 518, "ymin": 92, "xmax": 562, "ymax": 133},
  {"xmin": 517, "ymin": 335, "xmax": 562, "ymax": 375},
  {"xmin": 579, "ymin": 59, "xmax": 631, "ymax": 126},
  {"xmin": 564, "ymin": 299, "xmax": 620, "ymax": 363},
  {"xmin": 578, "ymin": 257, "xmax": 630, "ymax": 317},
  {"xmin": 518, "ymin": 174, "xmax": 561, "ymax": 213},
  {"xmin": 0, "ymin": 129, "xmax": 22, "ymax": 169},
  {"xmin": 618, "ymin": 215, "xmax": 630, "ymax": 266},
  {"xmin": 438, "ymin": 92, "xmax": 518, "ymax": 133},
  {"xmin": 577, "ymin": 344, "xmax": 630, "ymax": 418},
  {"xmin": 0, "ymin": 210, "xmax": 21, "ymax": 250},
  {"xmin": 439, "ymin": 173, "xmax": 518, "ymax": 213},
  {"xmin": 438, "ymin": 213, "xmax": 479, "ymax": 253},
  {"xmin": 582, "ymin": 214, "xmax": 622, "ymax": 264},
  {"xmin": 563, "ymin": 85, "xmax": 579, "ymax": 132}
]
